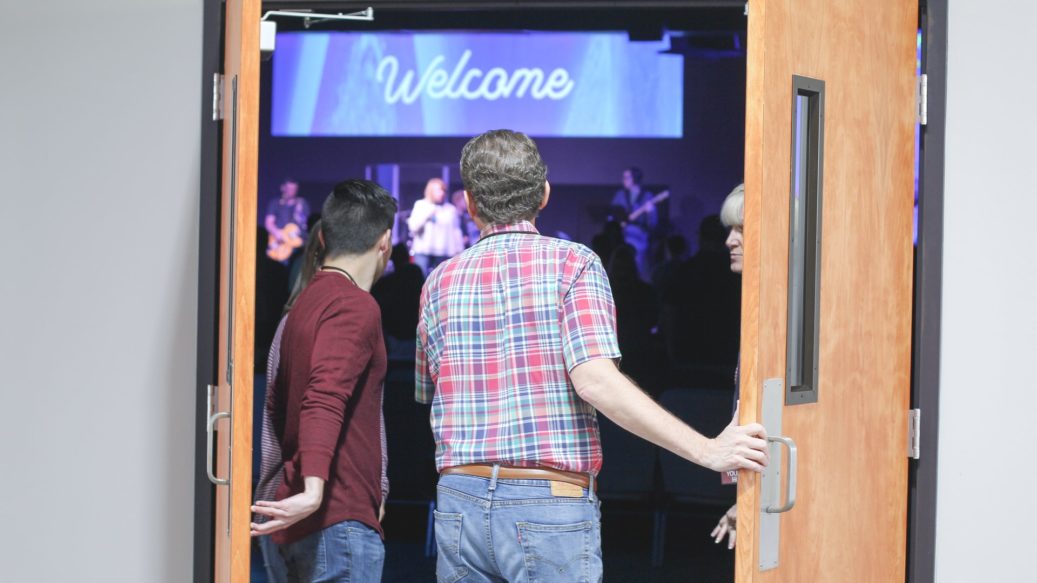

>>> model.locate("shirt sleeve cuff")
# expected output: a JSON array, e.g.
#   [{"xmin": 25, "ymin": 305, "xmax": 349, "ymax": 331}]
[
  {"xmin": 566, "ymin": 350, "xmax": 623, "ymax": 374},
  {"xmin": 415, "ymin": 387, "xmax": 433, "ymax": 404},
  {"xmin": 298, "ymin": 449, "xmax": 333, "ymax": 482}
]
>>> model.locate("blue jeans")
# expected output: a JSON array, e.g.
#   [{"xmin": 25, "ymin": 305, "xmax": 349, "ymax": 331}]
[
  {"xmin": 434, "ymin": 470, "xmax": 603, "ymax": 583},
  {"xmin": 278, "ymin": 520, "xmax": 385, "ymax": 583},
  {"xmin": 259, "ymin": 534, "xmax": 289, "ymax": 583}
]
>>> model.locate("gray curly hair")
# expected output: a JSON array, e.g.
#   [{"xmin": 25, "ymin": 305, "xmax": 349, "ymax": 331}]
[{"xmin": 460, "ymin": 129, "xmax": 548, "ymax": 225}]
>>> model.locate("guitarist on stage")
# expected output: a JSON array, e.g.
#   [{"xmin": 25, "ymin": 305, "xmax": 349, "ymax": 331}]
[
  {"xmin": 265, "ymin": 178, "xmax": 311, "ymax": 262},
  {"xmin": 611, "ymin": 167, "xmax": 660, "ymax": 279}
]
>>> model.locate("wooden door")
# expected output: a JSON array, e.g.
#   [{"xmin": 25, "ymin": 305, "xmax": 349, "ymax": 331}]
[
  {"xmin": 210, "ymin": 0, "xmax": 260, "ymax": 581},
  {"xmin": 735, "ymin": 0, "xmax": 917, "ymax": 581}
]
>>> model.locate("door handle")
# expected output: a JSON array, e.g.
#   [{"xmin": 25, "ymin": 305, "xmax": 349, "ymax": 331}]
[
  {"xmin": 764, "ymin": 435, "xmax": 797, "ymax": 513},
  {"xmin": 207, "ymin": 410, "xmax": 231, "ymax": 486},
  {"xmin": 206, "ymin": 384, "xmax": 231, "ymax": 487}
]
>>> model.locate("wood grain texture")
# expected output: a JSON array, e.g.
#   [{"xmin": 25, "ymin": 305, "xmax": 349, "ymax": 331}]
[
  {"xmin": 734, "ymin": 0, "xmax": 768, "ymax": 577},
  {"xmin": 214, "ymin": 0, "xmax": 260, "ymax": 581},
  {"xmin": 737, "ymin": 0, "xmax": 916, "ymax": 581}
]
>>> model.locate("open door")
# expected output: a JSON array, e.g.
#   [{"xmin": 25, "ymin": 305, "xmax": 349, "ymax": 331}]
[
  {"xmin": 207, "ymin": 0, "xmax": 260, "ymax": 581},
  {"xmin": 736, "ymin": 0, "xmax": 917, "ymax": 581}
]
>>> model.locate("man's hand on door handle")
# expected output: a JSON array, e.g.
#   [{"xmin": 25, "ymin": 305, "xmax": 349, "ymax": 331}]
[{"xmin": 700, "ymin": 407, "xmax": 769, "ymax": 473}]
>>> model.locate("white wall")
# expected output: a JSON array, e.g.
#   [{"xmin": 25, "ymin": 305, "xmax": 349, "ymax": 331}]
[
  {"xmin": 3, "ymin": 0, "xmax": 1036, "ymax": 581},
  {"xmin": 937, "ymin": 1, "xmax": 1037, "ymax": 581},
  {"xmin": 0, "ymin": 1, "xmax": 201, "ymax": 581}
]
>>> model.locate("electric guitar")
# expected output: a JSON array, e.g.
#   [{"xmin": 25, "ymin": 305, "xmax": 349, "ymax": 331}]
[
  {"xmin": 267, "ymin": 223, "xmax": 304, "ymax": 262},
  {"xmin": 625, "ymin": 190, "xmax": 670, "ymax": 224}
]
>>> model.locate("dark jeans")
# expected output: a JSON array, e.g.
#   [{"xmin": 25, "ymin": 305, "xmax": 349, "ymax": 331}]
[{"xmin": 258, "ymin": 534, "xmax": 288, "ymax": 583}]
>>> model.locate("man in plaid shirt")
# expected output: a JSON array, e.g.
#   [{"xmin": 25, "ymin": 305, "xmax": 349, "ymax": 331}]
[{"xmin": 417, "ymin": 130, "xmax": 768, "ymax": 582}]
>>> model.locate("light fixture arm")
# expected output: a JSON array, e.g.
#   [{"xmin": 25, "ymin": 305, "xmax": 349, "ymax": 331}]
[{"xmin": 261, "ymin": 7, "xmax": 374, "ymax": 29}]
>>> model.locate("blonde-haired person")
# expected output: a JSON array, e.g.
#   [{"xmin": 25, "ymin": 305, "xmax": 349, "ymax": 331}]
[
  {"xmin": 711, "ymin": 183, "xmax": 745, "ymax": 549},
  {"xmin": 719, "ymin": 184, "xmax": 744, "ymax": 270},
  {"xmin": 407, "ymin": 177, "xmax": 464, "ymax": 275}
]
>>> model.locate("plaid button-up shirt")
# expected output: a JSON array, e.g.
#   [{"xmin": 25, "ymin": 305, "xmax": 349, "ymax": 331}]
[{"xmin": 416, "ymin": 221, "xmax": 621, "ymax": 475}]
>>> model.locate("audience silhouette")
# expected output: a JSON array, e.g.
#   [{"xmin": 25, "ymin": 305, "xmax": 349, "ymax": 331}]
[
  {"xmin": 661, "ymin": 215, "xmax": 741, "ymax": 371},
  {"xmin": 607, "ymin": 243, "xmax": 660, "ymax": 391},
  {"xmin": 371, "ymin": 243, "xmax": 427, "ymax": 360}
]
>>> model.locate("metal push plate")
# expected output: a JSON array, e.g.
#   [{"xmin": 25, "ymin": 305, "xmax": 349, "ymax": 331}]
[{"xmin": 759, "ymin": 378, "xmax": 784, "ymax": 571}]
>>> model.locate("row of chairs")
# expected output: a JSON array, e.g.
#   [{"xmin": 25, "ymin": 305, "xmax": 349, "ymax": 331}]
[
  {"xmin": 597, "ymin": 387, "xmax": 737, "ymax": 565},
  {"xmin": 382, "ymin": 361, "xmax": 736, "ymax": 564},
  {"xmin": 382, "ymin": 365, "xmax": 438, "ymax": 555}
]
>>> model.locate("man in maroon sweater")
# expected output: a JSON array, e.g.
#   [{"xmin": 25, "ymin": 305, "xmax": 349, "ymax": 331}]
[{"xmin": 251, "ymin": 179, "xmax": 396, "ymax": 582}]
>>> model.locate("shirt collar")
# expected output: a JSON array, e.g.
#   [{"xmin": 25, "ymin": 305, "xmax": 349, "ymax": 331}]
[{"xmin": 480, "ymin": 221, "xmax": 539, "ymax": 237}]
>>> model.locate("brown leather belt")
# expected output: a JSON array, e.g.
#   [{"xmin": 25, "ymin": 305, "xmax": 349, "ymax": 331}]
[{"xmin": 441, "ymin": 463, "xmax": 594, "ymax": 490}]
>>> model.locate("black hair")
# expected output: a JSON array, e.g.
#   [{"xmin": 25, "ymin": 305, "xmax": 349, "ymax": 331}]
[
  {"xmin": 390, "ymin": 242, "xmax": 411, "ymax": 268},
  {"xmin": 699, "ymin": 214, "xmax": 728, "ymax": 246},
  {"xmin": 284, "ymin": 220, "xmax": 326, "ymax": 315},
  {"xmin": 321, "ymin": 179, "xmax": 397, "ymax": 257},
  {"xmin": 666, "ymin": 234, "xmax": 689, "ymax": 258}
]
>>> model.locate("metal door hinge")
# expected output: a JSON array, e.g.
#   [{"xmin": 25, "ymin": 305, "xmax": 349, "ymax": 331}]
[
  {"xmin": 908, "ymin": 408, "xmax": 921, "ymax": 459},
  {"xmin": 212, "ymin": 73, "xmax": 224, "ymax": 121},
  {"xmin": 917, "ymin": 74, "xmax": 928, "ymax": 126}
]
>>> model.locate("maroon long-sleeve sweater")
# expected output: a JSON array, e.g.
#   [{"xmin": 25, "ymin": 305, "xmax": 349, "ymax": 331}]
[{"xmin": 271, "ymin": 271, "xmax": 386, "ymax": 545}]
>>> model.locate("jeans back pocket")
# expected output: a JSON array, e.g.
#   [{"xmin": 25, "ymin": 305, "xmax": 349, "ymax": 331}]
[
  {"xmin": 516, "ymin": 520, "xmax": 601, "ymax": 583},
  {"xmin": 433, "ymin": 510, "xmax": 469, "ymax": 583}
]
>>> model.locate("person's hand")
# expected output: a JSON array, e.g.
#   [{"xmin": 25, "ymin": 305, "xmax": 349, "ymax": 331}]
[
  {"xmin": 700, "ymin": 408, "xmax": 768, "ymax": 472},
  {"xmin": 378, "ymin": 501, "xmax": 386, "ymax": 523},
  {"xmin": 250, "ymin": 477, "xmax": 324, "ymax": 537},
  {"xmin": 711, "ymin": 504, "xmax": 738, "ymax": 549}
]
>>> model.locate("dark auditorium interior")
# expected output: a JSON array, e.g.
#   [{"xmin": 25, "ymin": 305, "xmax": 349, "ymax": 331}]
[{"xmin": 251, "ymin": 3, "xmax": 751, "ymax": 581}]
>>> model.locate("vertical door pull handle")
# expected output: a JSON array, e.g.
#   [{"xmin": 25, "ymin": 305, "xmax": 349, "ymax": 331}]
[
  {"xmin": 206, "ymin": 411, "xmax": 231, "ymax": 486},
  {"xmin": 764, "ymin": 435, "xmax": 797, "ymax": 513}
]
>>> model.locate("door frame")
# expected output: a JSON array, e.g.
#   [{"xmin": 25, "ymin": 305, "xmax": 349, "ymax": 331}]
[
  {"xmin": 908, "ymin": 1, "xmax": 946, "ymax": 582},
  {"xmin": 193, "ymin": 0, "xmax": 224, "ymax": 581},
  {"xmin": 192, "ymin": 1, "xmax": 947, "ymax": 581}
]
